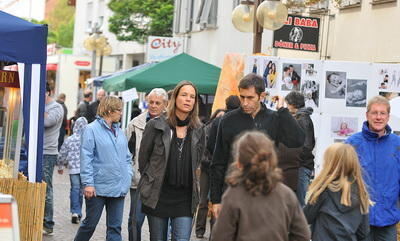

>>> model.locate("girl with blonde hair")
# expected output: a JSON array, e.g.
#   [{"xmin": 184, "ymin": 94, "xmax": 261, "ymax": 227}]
[
  {"xmin": 211, "ymin": 131, "xmax": 310, "ymax": 241},
  {"xmin": 304, "ymin": 143, "xmax": 370, "ymax": 241}
]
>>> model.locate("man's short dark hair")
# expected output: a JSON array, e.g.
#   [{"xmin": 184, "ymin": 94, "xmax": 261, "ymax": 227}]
[
  {"xmin": 225, "ymin": 95, "xmax": 240, "ymax": 110},
  {"xmin": 46, "ymin": 82, "xmax": 51, "ymax": 93},
  {"xmin": 285, "ymin": 91, "xmax": 305, "ymax": 109},
  {"xmin": 238, "ymin": 73, "xmax": 265, "ymax": 96},
  {"xmin": 84, "ymin": 92, "xmax": 93, "ymax": 98}
]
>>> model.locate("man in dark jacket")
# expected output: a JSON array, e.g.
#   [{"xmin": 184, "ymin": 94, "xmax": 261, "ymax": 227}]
[
  {"xmin": 76, "ymin": 89, "xmax": 93, "ymax": 120},
  {"xmin": 195, "ymin": 95, "xmax": 240, "ymax": 238},
  {"xmin": 346, "ymin": 96, "xmax": 400, "ymax": 241},
  {"xmin": 56, "ymin": 93, "xmax": 68, "ymax": 151},
  {"xmin": 285, "ymin": 91, "xmax": 315, "ymax": 207},
  {"xmin": 87, "ymin": 89, "xmax": 106, "ymax": 123},
  {"xmin": 210, "ymin": 73, "xmax": 305, "ymax": 218}
]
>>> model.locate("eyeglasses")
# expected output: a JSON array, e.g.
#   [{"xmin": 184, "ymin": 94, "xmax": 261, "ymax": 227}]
[
  {"xmin": 114, "ymin": 108, "xmax": 123, "ymax": 113},
  {"xmin": 368, "ymin": 111, "xmax": 388, "ymax": 117}
]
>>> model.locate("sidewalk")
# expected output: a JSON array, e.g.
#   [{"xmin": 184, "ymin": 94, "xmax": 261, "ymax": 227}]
[{"xmin": 43, "ymin": 170, "xmax": 210, "ymax": 240}]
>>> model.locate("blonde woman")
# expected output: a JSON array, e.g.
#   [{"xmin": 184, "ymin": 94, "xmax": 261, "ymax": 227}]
[
  {"xmin": 74, "ymin": 96, "xmax": 133, "ymax": 241},
  {"xmin": 304, "ymin": 143, "xmax": 370, "ymax": 241},
  {"xmin": 211, "ymin": 131, "xmax": 310, "ymax": 241}
]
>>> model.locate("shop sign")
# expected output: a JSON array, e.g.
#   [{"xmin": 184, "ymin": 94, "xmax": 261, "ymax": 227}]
[
  {"xmin": 0, "ymin": 70, "xmax": 20, "ymax": 88},
  {"xmin": 273, "ymin": 15, "xmax": 320, "ymax": 52},
  {"xmin": 147, "ymin": 36, "xmax": 184, "ymax": 62},
  {"xmin": 74, "ymin": 61, "xmax": 90, "ymax": 67}
]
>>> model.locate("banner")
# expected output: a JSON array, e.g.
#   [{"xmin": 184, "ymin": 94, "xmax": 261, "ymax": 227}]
[
  {"xmin": 211, "ymin": 53, "xmax": 245, "ymax": 113},
  {"xmin": 273, "ymin": 15, "xmax": 320, "ymax": 52}
]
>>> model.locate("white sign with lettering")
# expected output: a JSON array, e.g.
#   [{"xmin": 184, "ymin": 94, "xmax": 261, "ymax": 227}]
[{"xmin": 147, "ymin": 36, "xmax": 184, "ymax": 62}]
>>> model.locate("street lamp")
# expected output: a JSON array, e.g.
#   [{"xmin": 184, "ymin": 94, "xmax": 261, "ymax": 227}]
[
  {"xmin": 83, "ymin": 26, "xmax": 112, "ymax": 77},
  {"xmin": 232, "ymin": 0, "xmax": 288, "ymax": 53}
]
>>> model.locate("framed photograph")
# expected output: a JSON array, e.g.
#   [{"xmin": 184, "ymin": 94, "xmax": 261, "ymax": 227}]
[
  {"xmin": 260, "ymin": 59, "xmax": 278, "ymax": 89},
  {"xmin": 377, "ymin": 68, "xmax": 400, "ymax": 92},
  {"xmin": 325, "ymin": 71, "xmax": 346, "ymax": 99},
  {"xmin": 346, "ymin": 79, "xmax": 367, "ymax": 107},
  {"xmin": 331, "ymin": 116, "xmax": 358, "ymax": 138},
  {"xmin": 301, "ymin": 80, "xmax": 319, "ymax": 108},
  {"xmin": 282, "ymin": 63, "xmax": 302, "ymax": 91}
]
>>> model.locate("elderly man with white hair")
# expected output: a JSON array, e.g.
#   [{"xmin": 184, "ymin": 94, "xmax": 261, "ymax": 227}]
[{"xmin": 125, "ymin": 88, "xmax": 168, "ymax": 241}]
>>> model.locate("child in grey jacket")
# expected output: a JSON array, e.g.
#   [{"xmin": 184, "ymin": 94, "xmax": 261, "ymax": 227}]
[{"xmin": 57, "ymin": 117, "xmax": 88, "ymax": 224}]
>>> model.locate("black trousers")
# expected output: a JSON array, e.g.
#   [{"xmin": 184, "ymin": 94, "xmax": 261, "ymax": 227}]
[{"xmin": 195, "ymin": 166, "xmax": 215, "ymax": 236}]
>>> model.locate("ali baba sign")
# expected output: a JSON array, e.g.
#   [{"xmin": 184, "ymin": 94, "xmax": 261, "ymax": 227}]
[
  {"xmin": 273, "ymin": 15, "xmax": 320, "ymax": 52},
  {"xmin": 0, "ymin": 70, "xmax": 20, "ymax": 88}
]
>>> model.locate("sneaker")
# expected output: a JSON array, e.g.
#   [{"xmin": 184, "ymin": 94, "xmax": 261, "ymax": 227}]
[
  {"xmin": 196, "ymin": 234, "xmax": 204, "ymax": 239},
  {"xmin": 42, "ymin": 227, "xmax": 54, "ymax": 236},
  {"xmin": 71, "ymin": 213, "xmax": 80, "ymax": 224}
]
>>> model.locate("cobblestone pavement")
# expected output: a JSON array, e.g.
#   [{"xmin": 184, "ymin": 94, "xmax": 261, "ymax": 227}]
[{"xmin": 43, "ymin": 171, "xmax": 210, "ymax": 241}]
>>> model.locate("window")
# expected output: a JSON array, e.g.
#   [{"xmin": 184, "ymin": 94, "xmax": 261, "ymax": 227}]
[
  {"xmin": 173, "ymin": 0, "xmax": 194, "ymax": 33},
  {"xmin": 309, "ymin": 0, "xmax": 329, "ymax": 12},
  {"xmin": 196, "ymin": 0, "xmax": 218, "ymax": 29},
  {"xmin": 339, "ymin": 0, "xmax": 361, "ymax": 9}
]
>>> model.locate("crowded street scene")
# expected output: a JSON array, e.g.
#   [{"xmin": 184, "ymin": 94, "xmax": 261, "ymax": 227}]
[{"xmin": 0, "ymin": 0, "xmax": 400, "ymax": 241}]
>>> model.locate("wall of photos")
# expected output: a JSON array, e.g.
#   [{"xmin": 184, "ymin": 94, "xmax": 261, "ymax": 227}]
[{"xmin": 245, "ymin": 56, "xmax": 400, "ymax": 172}]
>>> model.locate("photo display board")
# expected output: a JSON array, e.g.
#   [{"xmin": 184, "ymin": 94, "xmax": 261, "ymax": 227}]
[{"xmin": 245, "ymin": 57, "xmax": 400, "ymax": 173}]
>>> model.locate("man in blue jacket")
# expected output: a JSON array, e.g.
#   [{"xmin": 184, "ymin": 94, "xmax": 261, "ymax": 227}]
[{"xmin": 346, "ymin": 96, "xmax": 400, "ymax": 241}]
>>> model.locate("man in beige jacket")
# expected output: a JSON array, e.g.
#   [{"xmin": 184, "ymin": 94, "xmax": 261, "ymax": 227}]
[{"xmin": 125, "ymin": 88, "xmax": 168, "ymax": 241}]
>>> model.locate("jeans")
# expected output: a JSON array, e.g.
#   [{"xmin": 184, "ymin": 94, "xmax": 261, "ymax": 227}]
[
  {"xmin": 196, "ymin": 167, "xmax": 209, "ymax": 236},
  {"xmin": 70, "ymin": 174, "xmax": 83, "ymax": 216},
  {"xmin": 43, "ymin": 154, "xmax": 57, "ymax": 230},
  {"xmin": 74, "ymin": 196, "xmax": 125, "ymax": 241},
  {"xmin": 128, "ymin": 188, "xmax": 146, "ymax": 241},
  {"xmin": 368, "ymin": 224, "xmax": 397, "ymax": 241},
  {"xmin": 296, "ymin": 167, "xmax": 312, "ymax": 207},
  {"xmin": 147, "ymin": 215, "xmax": 193, "ymax": 241}
]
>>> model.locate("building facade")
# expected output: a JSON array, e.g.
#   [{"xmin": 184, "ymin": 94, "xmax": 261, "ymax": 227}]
[{"xmin": 173, "ymin": 0, "xmax": 400, "ymax": 66}]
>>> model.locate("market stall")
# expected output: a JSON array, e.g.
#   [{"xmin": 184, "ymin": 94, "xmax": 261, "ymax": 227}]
[
  {"xmin": 103, "ymin": 53, "xmax": 221, "ymax": 94},
  {"xmin": 0, "ymin": 10, "xmax": 47, "ymax": 183},
  {"xmin": 0, "ymin": 10, "xmax": 48, "ymax": 241}
]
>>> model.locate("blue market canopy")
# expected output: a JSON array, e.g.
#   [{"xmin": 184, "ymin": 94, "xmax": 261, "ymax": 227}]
[{"xmin": 0, "ymin": 11, "xmax": 48, "ymax": 182}]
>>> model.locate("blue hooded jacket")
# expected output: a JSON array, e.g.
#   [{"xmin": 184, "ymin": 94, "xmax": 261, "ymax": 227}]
[
  {"xmin": 346, "ymin": 121, "xmax": 400, "ymax": 227},
  {"xmin": 80, "ymin": 117, "xmax": 133, "ymax": 197}
]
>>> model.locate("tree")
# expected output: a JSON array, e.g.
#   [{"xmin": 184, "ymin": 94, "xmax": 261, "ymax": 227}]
[
  {"xmin": 46, "ymin": 0, "xmax": 75, "ymax": 47},
  {"xmin": 108, "ymin": 0, "xmax": 174, "ymax": 43}
]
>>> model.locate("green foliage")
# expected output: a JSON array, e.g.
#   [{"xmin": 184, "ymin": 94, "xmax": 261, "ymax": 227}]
[
  {"xmin": 40, "ymin": 0, "xmax": 75, "ymax": 47},
  {"xmin": 108, "ymin": 0, "xmax": 174, "ymax": 43}
]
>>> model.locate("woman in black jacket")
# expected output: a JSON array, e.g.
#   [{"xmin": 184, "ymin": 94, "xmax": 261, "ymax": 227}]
[
  {"xmin": 137, "ymin": 81, "xmax": 205, "ymax": 241},
  {"xmin": 304, "ymin": 143, "xmax": 370, "ymax": 241}
]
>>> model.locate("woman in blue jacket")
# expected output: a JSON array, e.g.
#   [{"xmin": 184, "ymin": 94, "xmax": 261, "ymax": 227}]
[{"xmin": 74, "ymin": 96, "xmax": 133, "ymax": 241}]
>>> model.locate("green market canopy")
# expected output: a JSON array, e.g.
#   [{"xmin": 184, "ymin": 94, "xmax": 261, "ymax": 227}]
[{"xmin": 103, "ymin": 53, "xmax": 221, "ymax": 95}]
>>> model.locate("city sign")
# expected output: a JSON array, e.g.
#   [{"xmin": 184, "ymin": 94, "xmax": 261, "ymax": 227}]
[
  {"xmin": 147, "ymin": 36, "xmax": 184, "ymax": 62},
  {"xmin": 273, "ymin": 15, "xmax": 320, "ymax": 52}
]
